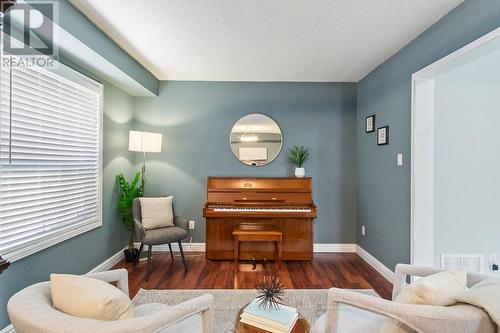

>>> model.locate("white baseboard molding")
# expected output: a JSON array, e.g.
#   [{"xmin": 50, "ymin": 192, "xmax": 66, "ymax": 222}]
[
  {"xmin": 150, "ymin": 243, "xmax": 357, "ymax": 253},
  {"xmin": 314, "ymin": 243, "xmax": 356, "ymax": 253},
  {"xmin": 355, "ymin": 245, "xmax": 395, "ymax": 283},
  {"xmin": 153, "ymin": 243, "xmax": 206, "ymax": 252},
  {"xmin": 0, "ymin": 324, "xmax": 14, "ymax": 333},
  {"xmin": 88, "ymin": 247, "xmax": 126, "ymax": 273}
]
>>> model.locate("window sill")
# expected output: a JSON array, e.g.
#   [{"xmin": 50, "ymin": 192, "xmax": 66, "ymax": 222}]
[{"xmin": 4, "ymin": 221, "xmax": 102, "ymax": 263}]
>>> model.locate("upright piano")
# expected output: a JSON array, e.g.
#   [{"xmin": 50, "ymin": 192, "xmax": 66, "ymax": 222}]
[{"xmin": 203, "ymin": 177, "xmax": 317, "ymax": 260}]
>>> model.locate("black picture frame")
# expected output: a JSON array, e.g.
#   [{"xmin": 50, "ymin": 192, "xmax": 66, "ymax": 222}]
[
  {"xmin": 365, "ymin": 115, "xmax": 375, "ymax": 133},
  {"xmin": 377, "ymin": 126, "xmax": 389, "ymax": 145}
]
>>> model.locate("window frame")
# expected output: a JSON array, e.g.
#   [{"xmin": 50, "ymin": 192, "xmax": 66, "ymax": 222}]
[{"xmin": 1, "ymin": 59, "xmax": 104, "ymax": 263}]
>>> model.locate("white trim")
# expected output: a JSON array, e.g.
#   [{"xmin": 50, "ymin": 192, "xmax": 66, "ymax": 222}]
[
  {"xmin": 150, "ymin": 243, "xmax": 358, "ymax": 253},
  {"xmin": 314, "ymin": 243, "xmax": 356, "ymax": 253},
  {"xmin": 5, "ymin": 222, "xmax": 102, "ymax": 263},
  {"xmin": 356, "ymin": 245, "xmax": 395, "ymax": 283},
  {"xmin": 152, "ymin": 243, "xmax": 206, "ymax": 252},
  {"xmin": 410, "ymin": 27, "xmax": 500, "ymax": 267},
  {"xmin": 0, "ymin": 324, "xmax": 14, "ymax": 333},
  {"xmin": 88, "ymin": 247, "xmax": 126, "ymax": 273}
]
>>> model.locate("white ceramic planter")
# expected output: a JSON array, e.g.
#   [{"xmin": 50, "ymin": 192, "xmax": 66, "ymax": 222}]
[{"xmin": 295, "ymin": 167, "xmax": 305, "ymax": 178}]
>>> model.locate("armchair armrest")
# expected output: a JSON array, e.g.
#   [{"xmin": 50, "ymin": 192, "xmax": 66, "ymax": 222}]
[
  {"xmin": 170, "ymin": 294, "xmax": 214, "ymax": 333},
  {"xmin": 325, "ymin": 288, "xmax": 487, "ymax": 333},
  {"xmin": 174, "ymin": 215, "xmax": 189, "ymax": 232},
  {"xmin": 140, "ymin": 294, "xmax": 214, "ymax": 333},
  {"xmin": 133, "ymin": 218, "xmax": 145, "ymax": 242},
  {"xmin": 85, "ymin": 268, "xmax": 129, "ymax": 297}
]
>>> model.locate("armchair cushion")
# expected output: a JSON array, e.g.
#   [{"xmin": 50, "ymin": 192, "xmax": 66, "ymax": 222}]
[
  {"xmin": 50, "ymin": 273, "xmax": 133, "ymax": 321},
  {"xmin": 395, "ymin": 270, "xmax": 466, "ymax": 306},
  {"xmin": 143, "ymin": 226, "xmax": 188, "ymax": 245},
  {"xmin": 139, "ymin": 196, "xmax": 175, "ymax": 229}
]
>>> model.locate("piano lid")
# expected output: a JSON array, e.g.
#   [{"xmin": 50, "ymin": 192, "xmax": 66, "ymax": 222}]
[{"xmin": 207, "ymin": 177, "xmax": 312, "ymax": 192}]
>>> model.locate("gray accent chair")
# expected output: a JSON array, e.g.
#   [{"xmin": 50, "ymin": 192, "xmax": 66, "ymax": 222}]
[{"xmin": 132, "ymin": 198, "xmax": 189, "ymax": 281}]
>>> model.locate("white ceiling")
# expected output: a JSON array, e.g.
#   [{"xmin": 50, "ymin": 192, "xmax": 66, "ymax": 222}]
[{"xmin": 70, "ymin": 0, "xmax": 463, "ymax": 82}]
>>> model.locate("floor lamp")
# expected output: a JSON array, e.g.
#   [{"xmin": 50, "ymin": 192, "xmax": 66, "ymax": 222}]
[{"xmin": 128, "ymin": 130, "xmax": 163, "ymax": 192}]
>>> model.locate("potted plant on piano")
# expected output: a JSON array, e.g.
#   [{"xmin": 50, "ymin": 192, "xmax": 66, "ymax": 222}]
[
  {"xmin": 287, "ymin": 145, "xmax": 310, "ymax": 178},
  {"xmin": 118, "ymin": 172, "xmax": 143, "ymax": 262}
]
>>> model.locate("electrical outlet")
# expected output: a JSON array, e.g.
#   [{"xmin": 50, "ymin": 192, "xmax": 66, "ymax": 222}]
[
  {"xmin": 361, "ymin": 225, "xmax": 366, "ymax": 236},
  {"xmin": 189, "ymin": 220, "xmax": 195, "ymax": 230},
  {"xmin": 397, "ymin": 153, "xmax": 403, "ymax": 166}
]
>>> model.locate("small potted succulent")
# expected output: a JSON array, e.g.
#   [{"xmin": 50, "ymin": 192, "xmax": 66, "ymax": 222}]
[
  {"xmin": 118, "ymin": 172, "xmax": 143, "ymax": 262},
  {"xmin": 287, "ymin": 145, "xmax": 310, "ymax": 178}
]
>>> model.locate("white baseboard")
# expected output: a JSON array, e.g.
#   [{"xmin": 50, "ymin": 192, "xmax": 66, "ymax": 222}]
[
  {"xmin": 0, "ymin": 324, "xmax": 14, "ymax": 333},
  {"xmin": 151, "ymin": 243, "xmax": 357, "ymax": 253},
  {"xmin": 314, "ymin": 243, "xmax": 356, "ymax": 253},
  {"xmin": 356, "ymin": 245, "xmax": 395, "ymax": 283},
  {"xmin": 152, "ymin": 243, "xmax": 206, "ymax": 252},
  {"xmin": 88, "ymin": 247, "xmax": 126, "ymax": 273}
]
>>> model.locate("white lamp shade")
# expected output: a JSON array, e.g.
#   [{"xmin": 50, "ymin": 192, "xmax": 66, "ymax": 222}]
[{"xmin": 128, "ymin": 131, "xmax": 162, "ymax": 153}]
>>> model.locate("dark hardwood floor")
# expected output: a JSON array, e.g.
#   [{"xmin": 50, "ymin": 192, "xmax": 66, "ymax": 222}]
[{"xmin": 114, "ymin": 252, "xmax": 393, "ymax": 299}]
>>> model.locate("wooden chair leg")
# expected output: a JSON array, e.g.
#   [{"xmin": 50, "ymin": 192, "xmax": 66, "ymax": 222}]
[
  {"xmin": 234, "ymin": 239, "xmax": 239, "ymax": 273},
  {"xmin": 277, "ymin": 237, "xmax": 282, "ymax": 270},
  {"xmin": 134, "ymin": 243, "xmax": 144, "ymax": 268},
  {"xmin": 146, "ymin": 245, "xmax": 152, "ymax": 282},
  {"xmin": 178, "ymin": 241, "xmax": 188, "ymax": 271},
  {"xmin": 168, "ymin": 243, "xmax": 174, "ymax": 261}
]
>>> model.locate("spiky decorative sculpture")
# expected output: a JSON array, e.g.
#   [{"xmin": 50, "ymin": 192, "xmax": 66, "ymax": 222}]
[{"xmin": 255, "ymin": 276, "xmax": 286, "ymax": 310}]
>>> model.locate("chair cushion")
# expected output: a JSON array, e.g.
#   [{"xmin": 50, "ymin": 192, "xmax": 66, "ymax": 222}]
[
  {"xmin": 312, "ymin": 306, "xmax": 414, "ymax": 333},
  {"xmin": 144, "ymin": 226, "xmax": 188, "ymax": 245},
  {"xmin": 134, "ymin": 303, "xmax": 202, "ymax": 333},
  {"xmin": 140, "ymin": 196, "xmax": 175, "ymax": 230},
  {"xmin": 395, "ymin": 270, "xmax": 466, "ymax": 306},
  {"xmin": 50, "ymin": 274, "xmax": 133, "ymax": 321}
]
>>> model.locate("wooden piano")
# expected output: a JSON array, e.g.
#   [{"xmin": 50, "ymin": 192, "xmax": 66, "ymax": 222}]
[{"xmin": 203, "ymin": 177, "xmax": 317, "ymax": 261}]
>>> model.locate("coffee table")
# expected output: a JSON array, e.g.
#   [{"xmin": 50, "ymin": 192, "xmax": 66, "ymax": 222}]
[{"xmin": 234, "ymin": 304, "xmax": 309, "ymax": 333}]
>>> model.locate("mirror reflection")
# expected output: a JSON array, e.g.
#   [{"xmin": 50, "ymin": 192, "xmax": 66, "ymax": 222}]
[{"xmin": 230, "ymin": 114, "xmax": 283, "ymax": 166}]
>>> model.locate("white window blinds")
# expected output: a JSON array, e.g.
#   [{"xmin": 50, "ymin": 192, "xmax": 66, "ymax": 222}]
[{"xmin": 0, "ymin": 59, "xmax": 103, "ymax": 262}]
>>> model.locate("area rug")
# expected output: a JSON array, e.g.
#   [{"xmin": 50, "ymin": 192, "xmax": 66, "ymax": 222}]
[{"xmin": 133, "ymin": 289, "xmax": 378, "ymax": 332}]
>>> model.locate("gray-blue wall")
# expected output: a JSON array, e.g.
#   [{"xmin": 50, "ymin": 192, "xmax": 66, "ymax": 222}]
[
  {"xmin": 133, "ymin": 81, "xmax": 358, "ymax": 244},
  {"xmin": 0, "ymin": 79, "xmax": 135, "ymax": 328},
  {"xmin": 356, "ymin": 0, "xmax": 500, "ymax": 270}
]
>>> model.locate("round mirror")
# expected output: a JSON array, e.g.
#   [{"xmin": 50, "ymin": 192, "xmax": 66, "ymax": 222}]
[{"xmin": 230, "ymin": 114, "xmax": 283, "ymax": 166}]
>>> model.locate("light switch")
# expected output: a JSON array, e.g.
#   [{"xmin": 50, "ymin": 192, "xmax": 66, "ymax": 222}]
[{"xmin": 397, "ymin": 153, "xmax": 403, "ymax": 166}]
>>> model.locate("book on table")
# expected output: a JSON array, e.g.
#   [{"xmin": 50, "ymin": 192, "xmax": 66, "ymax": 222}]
[{"xmin": 240, "ymin": 299, "xmax": 299, "ymax": 333}]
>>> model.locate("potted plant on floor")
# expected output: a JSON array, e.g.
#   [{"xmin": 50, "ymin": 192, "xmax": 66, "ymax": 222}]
[
  {"xmin": 118, "ymin": 172, "xmax": 143, "ymax": 262},
  {"xmin": 287, "ymin": 145, "xmax": 310, "ymax": 178}
]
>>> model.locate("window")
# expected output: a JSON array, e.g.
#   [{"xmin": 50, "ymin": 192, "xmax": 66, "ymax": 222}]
[{"xmin": 0, "ymin": 58, "xmax": 103, "ymax": 262}]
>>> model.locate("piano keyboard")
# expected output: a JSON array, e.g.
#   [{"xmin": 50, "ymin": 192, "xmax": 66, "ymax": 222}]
[{"xmin": 213, "ymin": 207, "xmax": 312, "ymax": 212}]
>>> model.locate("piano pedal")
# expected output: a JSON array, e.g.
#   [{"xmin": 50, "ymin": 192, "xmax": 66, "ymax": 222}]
[
  {"xmin": 252, "ymin": 256, "xmax": 257, "ymax": 270},
  {"xmin": 263, "ymin": 257, "xmax": 268, "ymax": 269}
]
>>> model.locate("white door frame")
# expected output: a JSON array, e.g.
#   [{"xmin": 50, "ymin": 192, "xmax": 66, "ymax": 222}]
[{"xmin": 410, "ymin": 27, "xmax": 500, "ymax": 266}]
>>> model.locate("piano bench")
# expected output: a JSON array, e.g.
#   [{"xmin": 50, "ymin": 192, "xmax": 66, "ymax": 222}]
[{"xmin": 232, "ymin": 224, "xmax": 282, "ymax": 272}]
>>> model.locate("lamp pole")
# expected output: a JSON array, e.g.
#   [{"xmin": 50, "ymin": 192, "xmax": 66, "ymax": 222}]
[{"xmin": 142, "ymin": 151, "xmax": 146, "ymax": 192}]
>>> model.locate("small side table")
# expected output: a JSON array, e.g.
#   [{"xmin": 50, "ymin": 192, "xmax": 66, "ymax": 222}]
[
  {"xmin": 234, "ymin": 304, "xmax": 309, "ymax": 333},
  {"xmin": 232, "ymin": 224, "xmax": 282, "ymax": 272}
]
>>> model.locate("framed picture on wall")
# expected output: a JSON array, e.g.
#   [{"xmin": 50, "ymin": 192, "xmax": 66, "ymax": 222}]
[
  {"xmin": 365, "ymin": 115, "xmax": 375, "ymax": 133},
  {"xmin": 377, "ymin": 126, "xmax": 389, "ymax": 145}
]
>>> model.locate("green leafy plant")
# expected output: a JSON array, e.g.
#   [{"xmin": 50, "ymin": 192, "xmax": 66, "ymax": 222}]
[
  {"xmin": 287, "ymin": 145, "xmax": 310, "ymax": 168},
  {"xmin": 118, "ymin": 172, "xmax": 143, "ymax": 252}
]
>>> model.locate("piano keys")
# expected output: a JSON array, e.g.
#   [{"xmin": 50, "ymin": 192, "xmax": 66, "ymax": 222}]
[{"xmin": 203, "ymin": 177, "xmax": 317, "ymax": 260}]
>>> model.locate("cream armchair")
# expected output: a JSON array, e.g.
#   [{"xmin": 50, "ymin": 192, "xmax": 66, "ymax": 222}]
[
  {"xmin": 313, "ymin": 264, "xmax": 495, "ymax": 333},
  {"xmin": 8, "ymin": 269, "xmax": 214, "ymax": 333}
]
